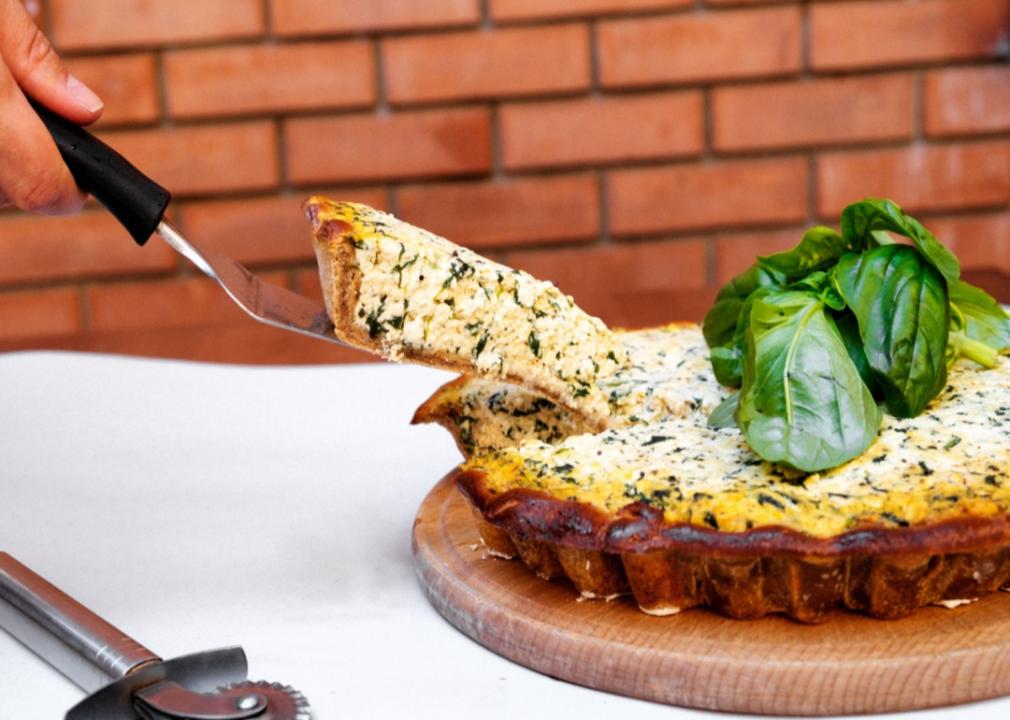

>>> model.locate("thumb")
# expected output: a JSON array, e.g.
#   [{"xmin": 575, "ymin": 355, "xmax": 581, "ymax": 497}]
[{"xmin": 0, "ymin": 0, "xmax": 103, "ymax": 124}]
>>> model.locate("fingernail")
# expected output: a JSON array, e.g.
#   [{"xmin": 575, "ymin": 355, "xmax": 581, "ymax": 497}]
[{"xmin": 66, "ymin": 74, "xmax": 103, "ymax": 113}]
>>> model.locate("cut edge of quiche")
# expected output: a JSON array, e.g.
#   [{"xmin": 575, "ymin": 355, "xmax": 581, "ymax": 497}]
[
  {"xmin": 413, "ymin": 323, "xmax": 724, "ymax": 457},
  {"xmin": 304, "ymin": 197, "xmax": 628, "ymax": 429}
]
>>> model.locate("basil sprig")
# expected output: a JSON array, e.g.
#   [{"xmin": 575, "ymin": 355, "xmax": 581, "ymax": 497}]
[{"xmin": 703, "ymin": 198, "xmax": 1010, "ymax": 472}]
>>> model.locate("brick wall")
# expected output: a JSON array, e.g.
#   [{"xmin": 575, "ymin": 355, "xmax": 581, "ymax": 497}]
[{"xmin": 2, "ymin": 0, "xmax": 1009, "ymax": 362}]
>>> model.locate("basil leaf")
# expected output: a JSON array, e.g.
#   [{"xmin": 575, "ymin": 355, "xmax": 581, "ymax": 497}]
[
  {"xmin": 833, "ymin": 245, "xmax": 949, "ymax": 418},
  {"xmin": 840, "ymin": 199, "xmax": 960, "ymax": 284},
  {"xmin": 706, "ymin": 227, "xmax": 846, "ymax": 352},
  {"xmin": 707, "ymin": 392, "xmax": 739, "ymax": 430},
  {"xmin": 737, "ymin": 290, "xmax": 881, "ymax": 472},
  {"xmin": 710, "ymin": 286, "xmax": 779, "ymax": 387},
  {"xmin": 757, "ymin": 226, "xmax": 849, "ymax": 280},
  {"xmin": 948, "ymin": 279, "xmax": 1010, "ymax": 367},
  {"xmin": 703, "ymin": 266, "xmax": 783, "ymax": 387},
  {"xmin": 710, "ymin": 345, "xmax": 743, "ymax": 387},
  {"xmin": 833, "ymin": 310, "xmax": 877, "ymax": 395},
  {"xmin": 703, "ymin": 264, "xmax": 781, "ymax": 349},
  {"xmin": 950, "ymin": 279, "xmax": 1010, "ymax": 351},
  {"xmin": 790, "ymin": 270, "xmax": 845, "ymax": 310}
]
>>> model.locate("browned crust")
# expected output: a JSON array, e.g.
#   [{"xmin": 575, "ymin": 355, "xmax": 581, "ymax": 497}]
[
  {"xmin": 409, "ymin": 375, "xmax": 473, "ymax": 456},
  {"xmin": 304, "ymin": 200, "xmax": 608, "ymax": 429},
  {"xmin": 454, "ymin": 467, "xmax": 1010, "ymax": 621},
  {"xmin": 410, "ymin": 375, "xmax": 471, "ymax": 426}
]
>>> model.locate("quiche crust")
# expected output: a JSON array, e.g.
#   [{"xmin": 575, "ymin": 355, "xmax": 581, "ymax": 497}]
[{"xmin": 456, "ymin": 468, "xmax": 1010, "ymax": 623}]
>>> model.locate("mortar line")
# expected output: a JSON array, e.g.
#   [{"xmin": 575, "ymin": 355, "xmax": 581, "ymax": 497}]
[
  {"xmin": 491, "ymin": 104, "xmax": 504, "ymax": 181},
  {"xmin": 373, "ymin": 37, "xmax": 389, "ymax": 114},
  {"xmin": 597, "ymin": 172, "xmax": 611, "ymax": 248},
  {"xmin": 912, "ymin": 69, "xmax": 925, "ymax": 144},
  {"xmin": 588, "ymin": 20, "xmax": 602, "ymax": 96}
]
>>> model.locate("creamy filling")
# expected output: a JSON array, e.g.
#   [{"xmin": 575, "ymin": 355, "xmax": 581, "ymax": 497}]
[
  {"xmin": 467, "ymin": 356, "xmax": 1010, "ymax": 538},
  {"xmin": 436, "ymin": 325, "xmax": 726, "ymax": 454}
]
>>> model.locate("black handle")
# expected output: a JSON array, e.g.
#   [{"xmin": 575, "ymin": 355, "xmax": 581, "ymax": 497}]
[{"xmin": 31, "ymin": 100, "xmax": 171, "ymax": 246}]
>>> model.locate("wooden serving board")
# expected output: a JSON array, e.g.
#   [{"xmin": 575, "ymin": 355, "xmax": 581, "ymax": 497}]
[{"xmin": 413, "ymin": 473, "xmax": 1010, "ymax": 715}]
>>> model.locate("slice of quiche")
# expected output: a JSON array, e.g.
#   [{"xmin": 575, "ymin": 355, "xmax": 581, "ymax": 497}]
[
  {"xmin": 413, "ymin": 324, "xmax": 725, "ymax": 456},
  {"xmin": 305, "ymin": 198, "xmax": 627, "ymax": 427}
]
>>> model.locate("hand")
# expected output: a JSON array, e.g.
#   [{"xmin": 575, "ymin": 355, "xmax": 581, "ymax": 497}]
[{"xmin": 0, "ymin": 0, "xmax": 103, "ymax": 215}]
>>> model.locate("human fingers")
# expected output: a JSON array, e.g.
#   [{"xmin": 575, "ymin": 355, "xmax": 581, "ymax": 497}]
[
  {"xmin": 0, "ymin": 57, "xmax": 87, "ymax": 214},
  {"xmin": 0, "ymin": 0, "xmax": 103, "ymax": 125}
]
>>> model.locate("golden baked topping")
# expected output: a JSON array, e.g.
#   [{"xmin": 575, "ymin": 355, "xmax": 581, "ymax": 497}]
[{"xmin": 465, "ymin": 353, "xmax": 1010, "ymax": 538}]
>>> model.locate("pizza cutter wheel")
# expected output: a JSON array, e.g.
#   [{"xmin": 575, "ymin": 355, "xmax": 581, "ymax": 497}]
[{"xmin": 0, "ymin": 552, "xmax": 311, "ymax": 720}]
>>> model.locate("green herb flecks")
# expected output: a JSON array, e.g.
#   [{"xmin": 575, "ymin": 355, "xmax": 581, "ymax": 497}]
[
  {"xmin": 528, "ymin": 331, "xmax": 541, "ymax": 358},
  {"xmin": 473, "ymin": 331, "xmax": 490, "ymax": 359}
]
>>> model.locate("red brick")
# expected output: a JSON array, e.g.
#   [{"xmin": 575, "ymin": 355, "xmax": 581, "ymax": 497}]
[
  {"xmin": 713, "ymin": 74, "xmax": 914, "ymax": 152},
  {"xmin": 491, "ymin": 0, "xmax": 690, "ymax": 21},
  {"xmin": 384, "ymin": 25, "xmax": 590, "ymax": 104},
  {"xmin": 925, "ymin": 67, "xmax": 1010, "ymax": 138},
  {"xmin": 0, "ymin": 211, "xmax": 176, "ymax": 284},
  {"xmin": 50, "ymin": 0, "xmax": 264, "ymax": 50},
  {"xmin": 811, "ymin": 0, "xmax": 1010, "ymax": 71},
  {"xmin": 599, "ymin": 7, "xmax": 801, "ymax": 88},
  {"xmin": 0, "ymin": 287, "xmax": 82, "ymax": 340},
  {"xmin": 501, "ymin": 91, "xmax": 703, "ymax": 170},
  {"xmin": 713, "ymin": 229, "xmax": 804, "ymax": 285},
  {"xmin": 65, "ymin": 54, "xmax": 159, "ymax": 127},
  {"xmin": 506, "ymin": 240, "xmax": 709, "ymax": 326},
  {"xmin": 87, "ymin": 273, "xmax": 286, "ymax": 332},
  {"xmin": 165, "ymin": 42, "xmax": 374, "ymax": 119},
  {"xmin": 927, "ymin": 213, "xmax": 1010, "ymax": 274},
  {"xmin": 284, "ymin": 109, "xmax": 491, "ymax": 184},
  {"xmin": 608, "ymin": 158, "xmax": 808, "ymax": 236},
  {"xmin": 270, "ymin": 0, "xmax": 479, "ymax": 36},
  {"xmin": 181, "ymin": 189, "xmax": 388, "ymax": 266},
  {"xmin": 396, "ymin": 175, "xmax": 600, "ymax": 249},
  {"xmin": 817, "ymin": 141, "xmax": 1010, "ymax": 217},
  {"xmin": 99, "ymin": 123, "xmax": 279, "ymax": 197}
]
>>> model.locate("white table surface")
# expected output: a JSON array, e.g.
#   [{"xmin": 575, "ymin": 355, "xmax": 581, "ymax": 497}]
[{"xmin": 1, "ymin": 351, "xmax": 1008, "ymax": 720}]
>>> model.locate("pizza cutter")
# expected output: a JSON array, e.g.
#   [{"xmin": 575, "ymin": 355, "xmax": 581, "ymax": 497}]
[
  {"xmin": 0, "ymin": 552, "xmax": 311, "ymax": 720},
  {"xmin": 29, "ymin": 100, "xmax": 343, "ymax": 348}
]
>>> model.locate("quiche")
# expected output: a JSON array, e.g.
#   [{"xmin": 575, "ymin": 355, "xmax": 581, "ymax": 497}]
[
  {"xmin": 304, "ymin": 197, "xmax": 627, "ymax": 427},
  {"xmin": 448, "ymin": 349, "xmax": 1010, "ymax": 622},
  {"xmin": 306, "ymin": 199, "xmax": 1010, "ymax": 622}
]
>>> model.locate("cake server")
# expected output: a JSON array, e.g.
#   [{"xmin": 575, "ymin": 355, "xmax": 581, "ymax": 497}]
[
  {"xmin": 0, "ymin": 552, "xmax": 311, "ymax": 720},
  {"xmin": 31, "ymin": 101, "xmax": 340, "ymax": 347}
]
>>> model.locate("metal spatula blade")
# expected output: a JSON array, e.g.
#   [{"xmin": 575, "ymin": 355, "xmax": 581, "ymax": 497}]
[{"xmin": 157, "ymin": 220, "xmax": 340, "ymax": 345}]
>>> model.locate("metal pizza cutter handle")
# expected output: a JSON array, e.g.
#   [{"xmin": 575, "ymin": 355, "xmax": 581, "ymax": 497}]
[{"xmin": 0, "ymin": 552, "xmax": 310, "ymax": 720}]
